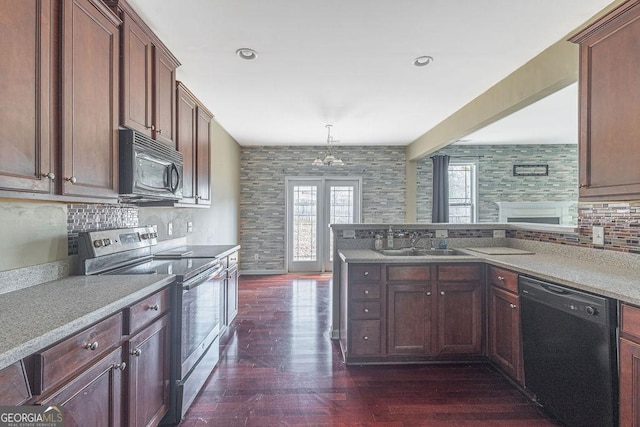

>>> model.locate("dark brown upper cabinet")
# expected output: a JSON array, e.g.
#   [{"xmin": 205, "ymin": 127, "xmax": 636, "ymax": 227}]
[
  {"xmin": 570, "ymin": 1, "xmax": 640, "ymax": 201},
  {"xmin": 176, "ymin": 82, "xmax": 213, "ymax": 205},
  {"xmin": 0, "ymin": 0, "xmax": 121, "ymax": 202},
  {"xmin": 107, "ymin": 0, "xmax": 180, "ymax": 149},
  {"xmin": 0, "ymin": 1, "xmax": 55, "ymax": 194},
  {"xmin": 61, "ymin": 0, "xmax": 121, "ymax": 199}
]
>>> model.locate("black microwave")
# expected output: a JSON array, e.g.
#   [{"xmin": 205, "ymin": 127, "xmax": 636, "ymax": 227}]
[{"xmin": 119, "ymin": 128, "xmax": 183, "ymax": 201}]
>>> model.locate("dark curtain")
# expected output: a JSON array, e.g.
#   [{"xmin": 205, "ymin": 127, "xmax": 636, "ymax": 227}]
[{"xmin": 431, "ymin": 155, "xmax": 450, "ymax": 223}]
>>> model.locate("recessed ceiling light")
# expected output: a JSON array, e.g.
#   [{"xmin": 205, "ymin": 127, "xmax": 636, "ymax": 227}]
[
  {"xmin": 413, "ymin": 55, "xmax": 433, "ymax": 67},
  {"xmin": 236, "ymin": 48, "xmax": 257, "ymax": 60}
]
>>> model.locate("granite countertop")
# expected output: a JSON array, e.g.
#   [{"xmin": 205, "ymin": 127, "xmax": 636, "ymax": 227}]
[
  {"xmin": 339, "ymin": 248, "xmax": 640, "ymax": 306},
  {"xmin": 0, "ymin": 274, "xmax": 175, "ymax": 371}
]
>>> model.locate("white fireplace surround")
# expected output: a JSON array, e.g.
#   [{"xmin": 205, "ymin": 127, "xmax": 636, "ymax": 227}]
[{"xmin": 496, "ymin": 201, "xmax": 575, "ymax": 225}]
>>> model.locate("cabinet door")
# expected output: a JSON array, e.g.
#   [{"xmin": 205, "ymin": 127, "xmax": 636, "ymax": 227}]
[
  {"xmin": 435, "ymin": 282, "xmax": 482, "ymax": 355},
  {"xmin": 0, "ymin": 0, "xmax": 54, "ymax": 193},
  {"xmin": 620, "ymin": 337, "xmax": 640, "ymax": 427},
  {"xmin": 120, "ymin": 13, "xmax": 153, "ymax": 137},
  {"xmin": 37, "ymin": 347, "xmax": 125, "ymax": 427},
  {"xmin": 61, "ymin": 0, "xmax": 119, "ymax": 199},
  {"xmin": 127, "ymin": 315, "xmax": 171, "ymax": 427},
  {"xmin": 195, "ymin": 107, "xmax": 212, "ymax": 204},
  {"xmin": 488, "ymin": 286, "xmax": 523, "ymax": 383},
  {"xmin": 573, "ymin": 2, "xmax": 640, "ymax": 200},
  {"xmin": 387, "ymin": 284, "xmax": 431, "ymax": 355},
  {"xmin": 0, "ymin": 360, "xmax": 31, "ymax": 405},
  {"xmin": 153, "ymin": 48, "xmax": 176, "ymax": 147},
  {"xmin": 176, "ymin": 83, "xmax": 197, "ymax": 203},
  {"xmin": 227, "ymin": 266, "xmax": 239, "ymax": 324}
]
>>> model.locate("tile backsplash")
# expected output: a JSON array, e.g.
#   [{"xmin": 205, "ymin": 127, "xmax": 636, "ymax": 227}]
[{"xmin": 67, "ymin": 204, "xmax": 138, "ymax": 255}]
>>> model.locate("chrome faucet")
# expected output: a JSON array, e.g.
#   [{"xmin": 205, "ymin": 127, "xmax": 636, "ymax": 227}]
[{"xmin": 410, "ymin": 232, "xmax": 434, "ymax": 249}]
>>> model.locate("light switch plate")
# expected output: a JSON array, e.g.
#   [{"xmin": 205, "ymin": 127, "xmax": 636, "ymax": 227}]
[
  {"xmin": 342, "ymin": 230, "xmax": 356, "ymax": 239},
  {"xmin": 493, "ymin": 230, "xmax": 506, "ymax": 238},
  {"xmin": 435, "ymin": 229, "xmax": 448, "ymax": 238},
  {"xmin": 187, "ymin": 222, "xmax": 193, "ymax": 233},
  {"xmin": 593, "ymin": 226, "xmax": 604, "ymax": 245},
  {"xmin": 167, "ymin": 222, "xmax": 173, "ymax": 236}
]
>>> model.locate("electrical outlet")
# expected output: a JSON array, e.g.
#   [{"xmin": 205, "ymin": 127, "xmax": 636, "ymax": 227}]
[
  {"xmin": 342, "ymin": 230, "xmax": 356, "ymax": 239},
  {"xmin": 167, "ymin": 222, "xmax": 173, "ymax": 236},
  {"xmin": 254, "ymin": 254, "xmax": 260, "ymax": 261},
  {"xmin": 493, "ymin": 230, "xmax": 506, "ymax": 238},
  {"xmin": 187, "ymin": 222, "xmax": 193, "ymax": 233},
  {"xmin": 593, "ymin": 226, "xmax": 604, "ymax": 245},
  {"xmin": 435, "ymin": 229, "xmax": 448, "ymax": 238}
]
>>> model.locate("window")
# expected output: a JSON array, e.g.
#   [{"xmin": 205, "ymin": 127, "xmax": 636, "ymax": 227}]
[{"xmin": 448, "ymin": 162, "xmax": 476, "ymax": 223}]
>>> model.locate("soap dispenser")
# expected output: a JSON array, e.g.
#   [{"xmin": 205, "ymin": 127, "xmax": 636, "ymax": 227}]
[{"xmin": 387, "ymin": 227, "xmax": 394, "ymax": 248}]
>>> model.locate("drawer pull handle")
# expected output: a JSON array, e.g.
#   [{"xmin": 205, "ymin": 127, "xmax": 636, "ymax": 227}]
[
  {"xmin": 148, "ymin": 304, "xmax": 160, "ymax": 311},
  {"xmin": 42, "ymin": 172, "xmax": 55, "ymax": 180},
  {"xmin": 364, "ymin": 290, "xmax": 369, "ymax": 295},
  {"xmin": 114, "ymin": 361, "xmax": 126, "ymax": 371},
  {"xmin": 363, "ymin": 336, "xmax": 369, "ymax": 340},
  {"xmin": 85, "ymin": 341, "xmax": 99, "ymax": 351},
  {"xmin": 363, "ymin": 308, "xmax": 369, "ymax": 313},
  {"xmin": 498, "ymin": 276, "xmax": 505, "ymax": 281},
  {"xmin": 440, "ymin": 291, "xmax": 445, "ymax": 296},
  {"xmin": 426, "ymin": 292, "xmax": 431, "ymax": 296},
  {"xmin": 364, "ymin": 271, "xmax": 369, "ymax": 276},
  {"xmin": 130, "ymin": 348, "xmax": 142, "ymax": 357},
  {"xmin": 65, "ymin": 176, "xmax": 77, "ymax": 184},
  {"xmin": 510, "ymin": 304, "xmax": 517, "ymax": 309}
]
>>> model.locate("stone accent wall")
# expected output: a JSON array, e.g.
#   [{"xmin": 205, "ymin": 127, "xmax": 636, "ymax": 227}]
[
  {"xmin": 67, "ymin": 204, "xmax": 138, "ymax": 255},
  {"xmin": 240, "ymin": 146, "xmax": 406, "ymax": 272},
  {"xmin": 416, "ymin": 144, "xmax": 578, "ymax": 222}
]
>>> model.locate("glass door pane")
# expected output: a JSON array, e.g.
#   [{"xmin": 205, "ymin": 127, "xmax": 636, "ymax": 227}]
[
  {"xmin": 293, "ymin": 185, "xmax": 318, "ymax": 262},
  {"xmin": 288, "ymin": 180, "xmax": 322, "ymax": 272},
  {"xmin": 324, "ymin": 179, "xmax": 360, "ymax": 271}
]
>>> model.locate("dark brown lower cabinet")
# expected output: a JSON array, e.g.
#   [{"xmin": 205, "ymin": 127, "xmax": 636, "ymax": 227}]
[
  {"xmin": 620, "ymin": 337, "xmax": 640, "ymax": 426},
  {"xmin": 127, "ymin": 314, "xmax": 171, "ymax": 427},
  {"xmin": 36, "ymin": 347, "xmax": 125, "ymax": 427},
  {"xmin": 387, "ymin": 283, "xmax": 431, "ymax": 355},
  {"xmin": 435, "ymin": 281, "xmax": 483, "ymax": 355},
  {"xmin": 488, "ymin": 285, "xmax": 523, "ymax": 383},
  {"xmin": 0, "ymin": 360, "xmax": 32, "ymax": 405}
]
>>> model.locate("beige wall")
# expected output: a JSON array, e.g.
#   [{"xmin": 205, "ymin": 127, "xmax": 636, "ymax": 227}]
[
  {"xmin": 0, "ymin": 200, "xmax": 68, "ymax": 271},
  {"xmin": 139, "ymin": 118, "xmax": 241, "ymax": 245},
  {"xmin": 187, "ymin": 119, "xmax": 241, "ymax": 244}
]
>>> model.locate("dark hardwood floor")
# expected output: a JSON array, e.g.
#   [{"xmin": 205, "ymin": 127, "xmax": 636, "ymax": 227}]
[{"xmin": 179, "ymin": 274, "xmax": 557, "ymax": 426}]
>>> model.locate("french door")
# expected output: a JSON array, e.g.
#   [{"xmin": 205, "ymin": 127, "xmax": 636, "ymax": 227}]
[{"xmin": 286, "ymin": 177, "xmax": 361, "ymax": 272}]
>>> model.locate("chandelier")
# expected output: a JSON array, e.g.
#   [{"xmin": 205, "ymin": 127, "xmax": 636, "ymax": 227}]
[{"xmin": 312, "ymin": 124, "xmax": 344, "ymax": 166}]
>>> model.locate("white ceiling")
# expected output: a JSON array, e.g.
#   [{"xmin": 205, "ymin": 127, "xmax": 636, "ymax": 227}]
[
  {"xmin": 127, "ymin": 0, "xmax": 611, "ymax": 147},
  {"xmin": 458, "ymin": 82, "xmax": 579, "ymax": 145}
]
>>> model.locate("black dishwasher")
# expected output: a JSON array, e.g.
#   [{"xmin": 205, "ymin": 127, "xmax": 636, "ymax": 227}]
[{"xmin": 519, "ymin": 276, "xmax": 618, "ymax": 426}]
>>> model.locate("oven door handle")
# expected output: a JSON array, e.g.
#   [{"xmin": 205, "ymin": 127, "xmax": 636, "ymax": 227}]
[{"xmin": 182, "ymin": 263, "xmax": 225, "ymax": 291}]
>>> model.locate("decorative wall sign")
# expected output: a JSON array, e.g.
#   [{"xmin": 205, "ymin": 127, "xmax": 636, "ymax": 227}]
[{"xmin": 513, "ymin": 164, "xmax": 549, "ymax": 176}]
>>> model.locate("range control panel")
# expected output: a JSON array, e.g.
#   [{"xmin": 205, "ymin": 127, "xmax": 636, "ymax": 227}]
[{"xmin": 78, "ymin": 226, "xmax": 158, "ymax": 259}]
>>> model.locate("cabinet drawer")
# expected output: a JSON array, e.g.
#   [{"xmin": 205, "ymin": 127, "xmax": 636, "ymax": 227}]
[
  {"xmin": 350, "ymin": 283, "xmax": 380, "ymax": 300},
  {"xmin": 387, "ymin": 265, "xmax": 430, "ymax": 282},
  {"xmin": 350, "ymin": 301, "xmax": 381, "ymax": 319},
  {"xmin": 487, "ymin": 266, "xmax": 518, "ymax": 293},
  {"xmin": 0, "ymin": 360, "xmax": 31, "ymax": 405},
  {"xmin": 349, "ymin": 265, "xmax": 381, "ymax": 282},
  {"xmin": 349, "ymin": 320, "xmax": 381, "ymax": 355},
  {"xmin": 621, "ymin": 303, "xmax": 640, "ymax": 341},
  {"xmin": 437, "ymin": 264, "xmax": 483, "ymax": 282},
  {"xmin": 126, "ymin": 287, "xmax": 171, "ymax": 334},
  {"xmin": 34, "ymin": 312, "xmax": 123, "ymax": 395}
]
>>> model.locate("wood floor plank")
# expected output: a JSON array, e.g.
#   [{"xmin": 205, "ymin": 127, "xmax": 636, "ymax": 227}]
[{"xmin": 180, "ymin": 274, "xmax": 558, "ymax": 426}]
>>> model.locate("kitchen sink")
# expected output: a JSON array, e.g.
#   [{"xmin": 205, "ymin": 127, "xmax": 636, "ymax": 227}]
[{"xmin": 378, "ymin": 248, "xmax": 465, "ymax": 256}]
